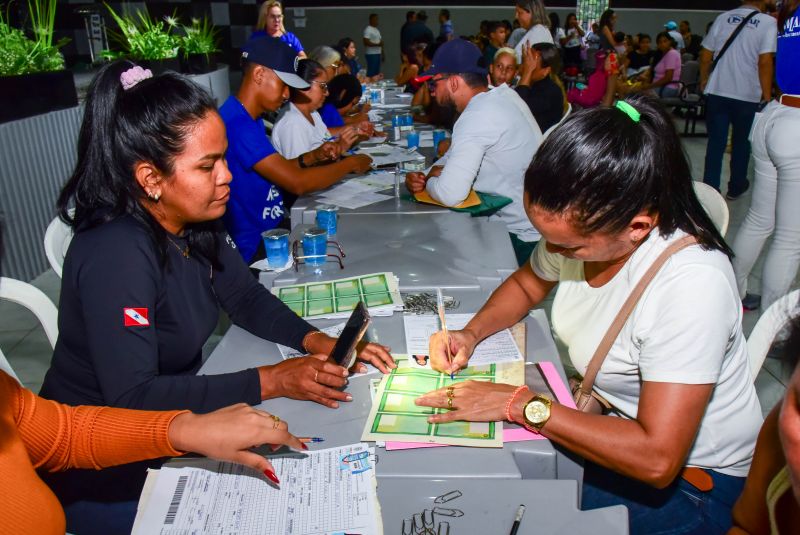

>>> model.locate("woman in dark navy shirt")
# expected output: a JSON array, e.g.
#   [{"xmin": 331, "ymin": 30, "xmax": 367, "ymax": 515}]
[{"xmin": 39, "ymin": 61, "xmax": 393, "ymax": 534}]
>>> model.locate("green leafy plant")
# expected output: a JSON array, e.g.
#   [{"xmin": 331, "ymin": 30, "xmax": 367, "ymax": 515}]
[
  {"xmin": 0, "ymin": 0, "xmax": 68, "ymax": 76},
  {"xmin": 102, "ymin": 3, "xmax": 180, "ymax": 61},
  {"xmin": 181, "ymin": 16, "xmax": 219, "ymax": 57}
]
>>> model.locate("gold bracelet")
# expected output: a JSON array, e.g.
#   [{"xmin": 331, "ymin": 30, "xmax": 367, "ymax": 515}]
[{"xmin": 302, "ymin": 330, "xmax": 324, "ymax": 353}]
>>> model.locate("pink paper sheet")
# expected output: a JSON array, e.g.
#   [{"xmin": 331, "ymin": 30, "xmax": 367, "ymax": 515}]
[{"xmin": 385, "ymin": 361, "xmax": 576, "ymax": 451}]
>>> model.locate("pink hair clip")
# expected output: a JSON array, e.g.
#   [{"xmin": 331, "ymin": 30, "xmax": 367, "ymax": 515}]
[{"xmin": 120, "ymin": 65, "xmax": 153, "ymax": 90}]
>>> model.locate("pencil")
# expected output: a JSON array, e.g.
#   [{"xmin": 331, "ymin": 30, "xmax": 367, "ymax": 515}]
[{"xmin": 436, "ymin": 289, "xmax": 454, "ymax": 379}]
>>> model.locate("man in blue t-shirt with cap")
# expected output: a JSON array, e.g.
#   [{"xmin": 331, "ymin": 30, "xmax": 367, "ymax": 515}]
[
  {"xmin": 404, "ymin": 38, "xmax": 543, "ymax": 266},
  {"xmin": 220, "ymin": 37, "xmax": 372, "ymax": 262}
]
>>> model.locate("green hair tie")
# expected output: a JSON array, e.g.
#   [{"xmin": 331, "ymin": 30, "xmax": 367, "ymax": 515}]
[{"xmin": 615, "ymin": 100, "xmax": 640, "ymax": 123}]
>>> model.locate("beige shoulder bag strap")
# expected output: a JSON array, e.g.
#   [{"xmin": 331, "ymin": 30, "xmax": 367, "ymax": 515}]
[{"xmin": 574, "ymin": 235, "xmax": 698, "ymax": 410}]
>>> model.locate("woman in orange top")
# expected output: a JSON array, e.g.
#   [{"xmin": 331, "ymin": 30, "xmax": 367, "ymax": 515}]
[{"xmin": 0, "ymin": 369, "xmax": 304, "ymax": 535}]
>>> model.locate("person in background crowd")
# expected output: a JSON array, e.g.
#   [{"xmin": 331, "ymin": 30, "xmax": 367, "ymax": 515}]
[
  {"xmin": 40, "ymin": 55, "xmax": 390, "ymax": 533},
  {"xmin": 336, "ymin": 37, "xmax": 382, "ymax": 83},
  {"xmin": 489, "ymin": 47, "xmax": 518, "ymax": 87},
  {"xmin": 700, "ymin": 0, "xmax": 777, "ymax": 200},
  {"xmin": 731, "ymin": 304, "xmax": 800, "ymax": 533},
  {"xmin": 598, "ymin": 9, "xmax": 621, "ymax": 51},
  {"xmin": 251, "ymin": 0, "xmax": 305, "ymax": 57},
  {"xmin": 483, "ymin": 21, "xmax": 509, "ymax": 66},
  {"xmin": 405, "ymin": 39, "xmax": 543, "ymax": 265},
  {"xmin": 219, "ymin": 38, "xmax": 372, "ymax": 260},
  {"xmin": 507, "ymin": 19, "xmax": 527, "ymax": 48},
  {"xmin": 516, "ymin": 43, "xmax": 567, "ymax": 133},
  {"xmin": 664, "ymin": 20, "xmax": 686, "ymax": 51},
  {"xmin": 562, "ymin": 12, "xmax": 585, "ymax": 68},
  {"xmin": 680, "ymin": 20, "xmax": 703, "ymax": 59},
  {"xmin": 625, "ymin": 33, "xmax": 654, "ymax": 78},
  {"xmin": 549, "ymin": 12, "xmax": 566, "ymax": 49},
  {"xmin": 476, "ymin": 19, "xmax": 491, "ymax": 50},
  {"xmin": 639, "ymin": 32, "xmax": 682, "ymax": 97},
  {"xmin": 362, "ymin": 13, "xmax": 384, "ymax": 78},
  {"xmin": 396, "ymin": 44, "xmax": 424, "ymax": 87},
  {"xmin": 309, "ymin": 45, "xmax": 345, "ymax": 81},
  {"xmin": 403, "ymin": 10, "xmax": 434, "ymax": 50},
  {"xmin": 513, "ymin": 0, "xmax": 553, "ymax": 61},
  {"xmin": 730, "ymin": 0, "xmax": 800, "ymax": 312},
  {"xmin": 613, "ymin": 31, "xmax": 628, "ymax": 57},
  {"xmin": 272, "ymin": 60, "xmax": 360, "ymax": 161},
  {"xmin": 439, "ymin": 9, "xmax": 454, "ymax": 42},
  {"xmin": 567, "ymin": 50, "xmax": 614, "ymax": 108},
  {"xmin": 324, "ymin": 73, "xmax": 376, "ymax": 133},
  {"xmin": 400, "ymin": 11, "xmax": 418, "ymax": 53},
  {"xmin": 418, "ymin": 96, "xmax": 761, "ymax": 535}
]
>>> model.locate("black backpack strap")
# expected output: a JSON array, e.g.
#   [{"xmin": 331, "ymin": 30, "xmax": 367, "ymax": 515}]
[{"xmin": 711, "ymin": 9, "xmax": 759, "ymax": 73}]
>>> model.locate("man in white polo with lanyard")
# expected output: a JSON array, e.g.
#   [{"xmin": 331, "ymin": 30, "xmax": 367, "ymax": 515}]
[
  {"xmin": 405, "ymin": 39, "xmax": 543, "ymax": 265},
  {"xmin": 700, "ymin": 0, "xmax": 777, "ymax": 200}
]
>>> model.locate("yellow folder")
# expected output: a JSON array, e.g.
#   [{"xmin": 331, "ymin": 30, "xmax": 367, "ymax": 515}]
[{"xmin": 413, "ymin": 189, "xmax": 482, "ymax": 209}]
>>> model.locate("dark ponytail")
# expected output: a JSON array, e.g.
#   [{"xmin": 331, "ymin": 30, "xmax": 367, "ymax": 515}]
[
  {"xmin": 524, "ymin": 94, "xmax": 733, "ymax": 258},
  {"xmin": 57, "ymin": 60, "xmax": 221, "ymax": 269}
]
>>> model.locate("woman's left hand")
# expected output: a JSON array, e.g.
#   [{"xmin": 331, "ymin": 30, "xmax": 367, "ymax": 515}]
[
  {"xmin": 415, "ymin": 381, "xmax": 522, "ymax": 423},
  {"xmin": 352, "ymin": 341, "xmax": 396, "ymax": 374}
]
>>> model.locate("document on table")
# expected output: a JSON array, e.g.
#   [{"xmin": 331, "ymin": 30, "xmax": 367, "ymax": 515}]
[
  {"xmin": 132, "ymin": 444, "xmax": 382, "ymax": 535},
  {"xmin": 403, "ymin": 313, "xmax": 524, "ymax": 364},
  {"xmin": 356, "ymin": 145, "xmax": 425, "ymax": 167},
  {"xmin": 314, "ymin": 177, "xmax": 393, "ymax": 209},
  {"xmin": 277, "ymin": 322, "xmax": 345, "ymax": 359}
]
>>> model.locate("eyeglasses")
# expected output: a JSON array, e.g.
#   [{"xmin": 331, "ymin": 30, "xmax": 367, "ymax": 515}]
[
  {"xmin": 309, "ymin": 80, "xmax": 328, "ymax": 91},
  {"xmin": 328, "ymin": 63, "xmax": 341, "ymax": 70},
  {"xmin": 426, "ymin": 75, "xmax": 452, "ymax": 90},
  {"xmin": 268, "ymin": 14, "xmax": 283, "ymax": 20}
]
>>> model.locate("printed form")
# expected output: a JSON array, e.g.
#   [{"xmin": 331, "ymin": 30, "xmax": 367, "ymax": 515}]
[{"xmin": 132, "ymin": 444, "xmax": 381, "ymax": 535}]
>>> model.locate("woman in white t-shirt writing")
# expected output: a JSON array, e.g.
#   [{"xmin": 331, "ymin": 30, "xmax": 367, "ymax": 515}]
[
  {"xmin": 416, "ymin": 96, "xmax": 762, "ymax": 534},
  {"xmin": 272, "ymin": 59, "xmax": 360, "ymax": 160}
]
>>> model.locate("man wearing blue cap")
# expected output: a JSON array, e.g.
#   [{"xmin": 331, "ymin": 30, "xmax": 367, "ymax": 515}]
[
  {"xmin": 405, "ymin": 39, "xmax": 543, "ymax": 265},
  {"xmin": 664, "ymin": 21, "xmax": 686, "ymax": 50},
  {"xmin": 219, "ymin": 37, "xmax": 372, "ymax": 262}
]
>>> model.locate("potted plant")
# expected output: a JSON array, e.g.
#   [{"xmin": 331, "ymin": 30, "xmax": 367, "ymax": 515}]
[
  {"xmin": 0, "ymin": 0, "xmax": 75, "ymax": 123},
  {"xmin": 102, "ymin": 3, "xmax": 181, "ymax": 74},
  {"xmin": 180, "ymin": 16, "xmax": 219, "ymax": 75}
]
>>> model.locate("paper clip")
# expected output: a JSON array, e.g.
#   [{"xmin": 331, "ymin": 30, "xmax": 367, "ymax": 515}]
[
  {"xmin": 437, "ymin": 521, "xmax": 451, "ymax": 535},
  {"xmin": 422, "ymin": 509, "xmax": 436, "ymax": 530},
  {"xmin": 432, "ymin": 507, "xmax": 464, "ymax": 518},
  {"xmin": 401, "ymin": 518, "xmax": 413, "ymax": 535},
  {"xmin": 433, "ymin": 490, "xmax": 462, "ymax": 504}
]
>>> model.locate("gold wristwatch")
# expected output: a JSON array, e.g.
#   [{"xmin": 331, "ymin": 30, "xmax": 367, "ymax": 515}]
[{"xmin": 522, "ymin": 394, "xmax": 552, "ymax": 431}]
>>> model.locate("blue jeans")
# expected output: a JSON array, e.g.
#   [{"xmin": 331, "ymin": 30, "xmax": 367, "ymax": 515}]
[
  {"xmin": 365, "ymin": 54, "xmax": 381, "ymax": 77},
  {"xmin": 582, "ymin": 462, "xmax": 745, "ymax": 535},
  {"xmin": 703, "ymin": 94, "xmax": 759, "ymax": 195}
]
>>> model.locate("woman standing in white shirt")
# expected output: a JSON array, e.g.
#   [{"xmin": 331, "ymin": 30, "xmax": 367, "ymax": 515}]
[
  {"xmin": 416, "ymin": 96, "xmax": 761, "ymax": 535},
  {"xmin": 272, "ymin": 60, "xmax": 359, "ymax": 160},
  {"xmin": 513, "ymin": 0, "xmax": 554, "ymax": 62}
]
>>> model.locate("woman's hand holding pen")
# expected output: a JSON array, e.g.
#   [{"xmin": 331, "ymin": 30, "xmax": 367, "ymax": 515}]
[
  {"xmin": 309, "ymin": 142, "xmax": 341, "ymax": 164},
  {"xmin": 168, "ymin": 404, "xmax": 306, "ymax": 484},
  {"xmin": 337, "ymin": 127, "xmax": 361, "ymax": 152},
  {"xmin": 428, "ymin": 329, "xmax": 476, "ymax": 375}
]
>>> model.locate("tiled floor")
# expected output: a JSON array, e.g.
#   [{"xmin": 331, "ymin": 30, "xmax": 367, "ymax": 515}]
[{"xmin": 1, "ymin": 118, "xmax": 795, "ymax": 416}]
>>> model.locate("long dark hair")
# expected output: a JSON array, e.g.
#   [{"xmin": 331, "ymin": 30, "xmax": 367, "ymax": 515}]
[
  {"xmin": 564, "ymin": 12, "xmax": 577, "ymax": 31},
  {"xmin": 325, "ymin": 73, "xmax": 362, "ymax": 109},
  {"xmin": 57, "ymin": 60, "xmax": 221, "ymax": 269},
  {"xmin": 599, "ymin": 9, "xmax": 615, "ymax": 30},
  {"xmin": 524, "ymin": 95, "xmax": 732, "ymax": 257}
]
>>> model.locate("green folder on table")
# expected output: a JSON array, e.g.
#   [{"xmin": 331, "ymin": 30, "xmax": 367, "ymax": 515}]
[{"xmin": 406, "ymin": 190, "xmax": 513, "ymax": 217}]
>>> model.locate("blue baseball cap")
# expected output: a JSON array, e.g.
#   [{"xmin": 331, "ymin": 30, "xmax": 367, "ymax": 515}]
[
  {"xmin": 664, "ymin": 21, "xmax": 678, "ymax": 30},
  {"xmin": 420, "ymin": 38, "xmax": 488, "ymax": 79},
  {"xmin": 241, "ymin": 37, "xmax": 309, "ymax": 89}
]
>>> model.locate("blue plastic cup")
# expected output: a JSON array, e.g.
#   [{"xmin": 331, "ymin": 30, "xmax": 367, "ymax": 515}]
[
  {"xmin": 302, "ymin": 227, "xmax": 328, "ymax": 266},
  {"xmin": 403, "ymin": 113, "xmax": 413, "ymax": 127},
  {"xmin": 433, "ymin": 129, "xmax": 447, "ymax": 151},
  {"xmin": 407, "ymin": 130, "xmax": 420, "ymax": 150},
  {"xmin": 370, "ymin": 89, "xmax": 381, "ymax": 104},
  {"xmin": 315, "ymin": 205, "xmax": 339, "ymax": 237},
  {"xmin": 262, "ymin": 229, "xmax": 289, "ymax": 269}
]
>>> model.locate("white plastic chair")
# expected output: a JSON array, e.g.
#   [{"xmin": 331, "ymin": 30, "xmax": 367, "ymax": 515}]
[
  {"xmin": 542, "ymin": 103, "xmax": 573, "ymax": 140},
  {"xmin": 0, "ymin": 277, "xmax": 59, "ymax": 382},
  {"xmin": 747, "ymin": 289, "xmax": 800, "ymax": 381},
  {"xmin": 44, "ymin": 214, "xmax": 73, "ymax": 278},
  {"xmin": 692, "ymin": 181, "xmax": 729, "ymax": 237}
]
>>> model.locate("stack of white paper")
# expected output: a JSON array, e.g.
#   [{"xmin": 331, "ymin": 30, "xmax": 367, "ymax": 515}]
[
  {"xmin": 132, "ymin": 444, "xmax": 382, "ymax": 535},
  {"xmin": 356, "ymin": 144, "xmax": 426, "ymax": 168},
  {"xmin": 316, "ymin": 179, "xmax": 392, "ymax": 210}
]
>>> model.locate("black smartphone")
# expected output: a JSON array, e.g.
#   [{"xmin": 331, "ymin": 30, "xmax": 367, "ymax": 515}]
[{"xmin": 329, "ymin": 301, "xmax": 371, "ymax": 369}]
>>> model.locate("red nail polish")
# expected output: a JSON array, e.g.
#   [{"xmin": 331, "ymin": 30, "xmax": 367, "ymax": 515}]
[
  {"xmin": 263, "ymin": 469, "xmax": 280, "ymax": 484},
  {"xmin": 301, "ymin": 443, "xmax": 309, "ymax": 450}
]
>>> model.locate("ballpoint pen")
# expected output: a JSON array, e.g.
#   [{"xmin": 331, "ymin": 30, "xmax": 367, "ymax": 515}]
[
  {"xmin": 436, "ymin": 288, "xmax": 454, "ymax": 379},
  {"xmin": 509, "ymin": 504, "xmax": 525, "ymax": 535},
  {"xmin": 299, "ymin": 437, "xmax": 325, "ymax": 443}
]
